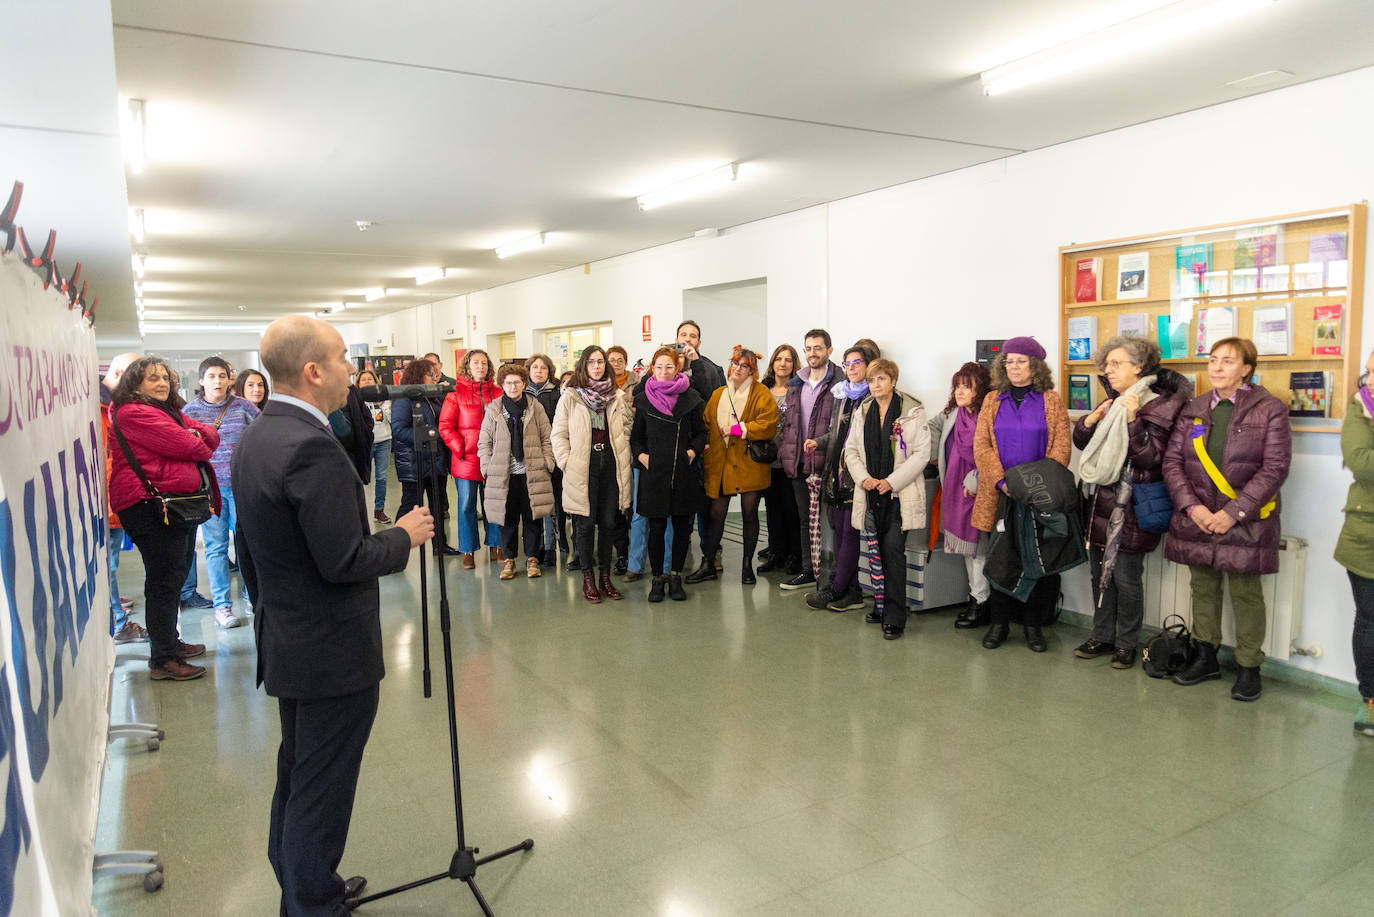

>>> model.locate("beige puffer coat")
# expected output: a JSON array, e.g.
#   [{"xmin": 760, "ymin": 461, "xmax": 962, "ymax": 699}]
[
  {"xmin": 843, "ymin": 392, "xmax": 931, "ymax": 531},
  {"xmin": 476, "ymin": 396, "xmax": 556, "ymax": 523},
  {"xmin": 551, "ymin": 388, "xmax": 634, "ymax": 515}
]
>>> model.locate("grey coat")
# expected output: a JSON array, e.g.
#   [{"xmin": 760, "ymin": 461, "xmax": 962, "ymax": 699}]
[{"xmin": 477, "ymin": 396, "xmax": 557, "ymax": 524}]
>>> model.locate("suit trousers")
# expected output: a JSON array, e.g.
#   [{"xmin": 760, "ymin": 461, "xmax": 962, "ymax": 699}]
[
  {"xmin": 119, "ymin": 499, "xmax": 196, "ymax": 668},
  {"xmin": 270, "ymin": 684, "xmax": 379, "ymax": 917}
]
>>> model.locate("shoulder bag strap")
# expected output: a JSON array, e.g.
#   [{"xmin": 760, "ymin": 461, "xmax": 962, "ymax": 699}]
[
  {"xmin": 1189, "ymin": 418, "xmax": 1274, "ymax": 518},
  {"xmin": 212, "ymin": 397, "xmax": 234, "ymax": 429}
]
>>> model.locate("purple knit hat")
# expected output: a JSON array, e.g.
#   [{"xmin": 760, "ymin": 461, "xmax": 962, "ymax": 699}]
[{"xmin": 1002, "ymin": 336, "xmax": 1046, "ymax": 360}]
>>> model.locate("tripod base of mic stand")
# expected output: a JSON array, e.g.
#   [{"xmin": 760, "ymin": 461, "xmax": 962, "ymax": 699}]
[{"xmin": 347, "ymin": 838, "xmax": 534, "ymax": 916}]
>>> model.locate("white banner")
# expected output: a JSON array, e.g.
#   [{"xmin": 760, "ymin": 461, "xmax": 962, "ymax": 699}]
[{"xmin": 0, "ymin": 252, "xmax": 114, "ymax": 915}]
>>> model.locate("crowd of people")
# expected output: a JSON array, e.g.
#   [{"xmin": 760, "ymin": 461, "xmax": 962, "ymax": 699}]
[{"xmin": 100, "ymin": 323, "xmax": 1374, "ymax": 728}]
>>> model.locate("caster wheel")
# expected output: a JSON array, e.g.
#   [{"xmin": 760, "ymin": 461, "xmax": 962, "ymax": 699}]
[
  {"xmin": 146, "ymin": 738, "xmax": 160, "ymax": 752},
  {"xmin": 144, "ymin": 870, "xmax": 164, "ymax": 892}
]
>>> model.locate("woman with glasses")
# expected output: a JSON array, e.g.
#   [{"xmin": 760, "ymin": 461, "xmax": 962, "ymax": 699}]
[
  {"xmin": 972, "ymin": 337, "xmax": 1071, "ymax": 652},
  {"xmin": 1163, "ymin": 336, "xmax": 1290, "ymax": 701},
  {"xmin": 440, "ymin": 349, "xmax": 502, "ymax": 567},
  {"xmin": 687, "ymin": 346, "xmax": 779, "ymax": 585},
  {"xmin": 552, "ymin": 346, "xmax": 635, "ymax": 603},
  {"xmin": 1339, "ymin": 349, "xmax": 1374, "ymax": 735},
  {"xmin": 1072, "ymin": 337, "xmax": 1192, "ymax": 669}
]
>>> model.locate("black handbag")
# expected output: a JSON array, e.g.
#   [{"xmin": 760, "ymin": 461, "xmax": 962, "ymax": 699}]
[
  {"xmin": 746, "ymin": 439, "xmax": 779, "ymax": 464},
  {"xmin": 111, "ymin": 405, "xmax": 216, "ymax": 527},
  {"xmin": 1142, "ymin": 613, "xmax": 1195, "ymax": 678}
]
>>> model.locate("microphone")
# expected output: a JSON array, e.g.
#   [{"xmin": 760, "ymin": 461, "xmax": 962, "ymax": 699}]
[{"xmin": 357, "ymin": 382, "xmax": 455, "ymax": 401}]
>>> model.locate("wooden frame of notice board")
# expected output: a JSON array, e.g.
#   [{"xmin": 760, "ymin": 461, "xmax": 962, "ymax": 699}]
[{"xmin": 1058, "ymin": 204, "xmax": 1366, "ymax": 433}]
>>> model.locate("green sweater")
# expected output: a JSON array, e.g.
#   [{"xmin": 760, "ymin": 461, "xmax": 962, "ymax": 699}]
[{"xmin": 1336, "ymin": 394, "xmax": 1374, "ymax": 579}]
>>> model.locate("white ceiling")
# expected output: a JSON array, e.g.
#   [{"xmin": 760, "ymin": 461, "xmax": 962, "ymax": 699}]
[{"xmin": 23, "ymin": 0, "xmax": 1374, "ymax": 345}]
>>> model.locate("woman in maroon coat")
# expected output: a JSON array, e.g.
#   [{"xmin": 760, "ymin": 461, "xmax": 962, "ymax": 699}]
[
  {"xmin": 108, "ymin": 357, "xmax": 221, "ymax": 682},
  {"xmin": 1162, "ymin": 337, "xmax": 1291, "ymax": 701}
]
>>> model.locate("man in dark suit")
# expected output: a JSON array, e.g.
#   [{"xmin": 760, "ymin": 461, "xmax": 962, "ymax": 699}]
[{"xmin": 233, "ymin": 315, "xmax": 434, "ymax": 916}]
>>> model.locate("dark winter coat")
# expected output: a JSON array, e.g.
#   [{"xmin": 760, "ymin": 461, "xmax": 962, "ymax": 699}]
[
  {"xmin": 687, "ymin": 353, "xmax": 725, "ymax": 403},
  {"xmin": 1071, "ymin": 368, "xmax": 1194, "ymax": 553},
  {"xmin": 1162, "ymin": 385, "xmax": 1291, "ymax": 575},
  {"xmin": 779, "ymin": 361, "xmax": 841, "ymax": 478},
  {"xmin": 629, "ymin": 385, "xmax": 707, "ymax": 518},
  {"xmin": 390, "ymin": 396, "xmax": 450, "ymax": 483},
  {"xmin": 985, "ymin": 458, "xmax": 1086, "ymax": 602},
  {"xmin": 334, "ymin": 385, "xmax": 376, "ymax": 484}
]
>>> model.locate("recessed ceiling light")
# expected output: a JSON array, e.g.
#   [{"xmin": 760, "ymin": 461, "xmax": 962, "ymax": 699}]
[
  {"xmin": 355, "ymin": 221, "xmax": 375, "ymax": 232},
  {"xmin": 415, "ymin": 267, "xmax": 446, "ymax": 285},
  {"xmin": 329, "ymin": 302, "xmax": 347, "ymax": 314},
  {"xmin": 494, "ymin": 233, "xmax": 546, "ymax": 259},
  {"xmin": 637, "ymin": 163, "xmax": 740, "ymax": 211},
  {"xmin": 364, "ymin": 288, "xmax": 387, "ymax": 302},
  {"xmin": 125, "ymin": 99, "xmax": 146, "ymax": 175}
]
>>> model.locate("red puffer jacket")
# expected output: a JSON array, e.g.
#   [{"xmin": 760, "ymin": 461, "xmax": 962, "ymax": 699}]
[
  {"xmin": 108, "ymin": 401, "xmax": 221, "ymax": 513},
  {"xmin": 1072, "ymin": 368, "xmax": 1193, "ymax": 554},
  {"xmin": 438, "ymin": 378, "xmax": 499, "ymax": 481},
  {"xmin": 1161, "ymin": 385, "xmax": 1291, "ymax": 575}
]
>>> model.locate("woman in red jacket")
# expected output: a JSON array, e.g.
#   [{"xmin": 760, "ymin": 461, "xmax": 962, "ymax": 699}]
[
  {"xmin": 108, "ymin": 357, "xmax": 221, "ymax": 682},
  {"xmin": 439, "ymin": 349, "xmax": 502, "ymax": 568}
]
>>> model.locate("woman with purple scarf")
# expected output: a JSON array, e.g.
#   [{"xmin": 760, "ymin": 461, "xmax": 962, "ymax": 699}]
[
  {"xmin": 630, "ymin": 347, "xmax": 708, "ymax": 602},
  {"xmin": 929, "ymin": 361, "xmax": 992, "ymax": 630}
]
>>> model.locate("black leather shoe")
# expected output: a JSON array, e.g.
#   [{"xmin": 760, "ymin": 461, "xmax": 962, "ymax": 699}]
[
  {"xmin": 757, "ymin": 556, "xmax": 785, "ymax": 573},
  {"xmin": 954, "ymin": 597, "xmax": 978, "ymax": 629},
  {"xmin": 613, "ymin": 556, "xmax": 628, "ymax": 576},
  {"xmin": 685, "ymin": 557, "xmax": 718, "ymax": 584},
  {"xmin": 343, "ymin": 875, "xmax": 367, "ymax": 900},
  {"xmin": 567, "ymin": 555, "xmax": 582, "ymax": 571},
  {"xmin": 433, "ymin": 544, "xmax": 461, "ymax": 557},
  {"xmin": 648, "ymin": 575, "xmax": 666, "ymax": 603},
  {"xmin": 865, "ymin": 609, "xmax": 883, "ymax": 624},
  {"xmin": 882, "ymin": 625, "xmax": 904, "ymax": 640},
  {"xmin": 1231, "ymin": 665, "xmax": 1262, "ymax": 701},
  {"xmin": 667, "ymin": 574, "xmax": 687, "ymax": 601},
  {"xmin": 982, "ymin": 622, "xmax": 1009, "ymax": 649},
  {"xmin": 741, "ymin": 562, "xmax": 756, "ymax": 585},
  {"xmin": 1173, "ymin": 641, "xmax": 1221, "ymax": 686},
  {"xmin": 1024, "ymin": 625, "xmax": 1047, "ymax": 653}
]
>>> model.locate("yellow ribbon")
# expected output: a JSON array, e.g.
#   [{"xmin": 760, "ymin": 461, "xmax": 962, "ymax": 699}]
[{"xmin": 1190, "ymin": 418, "xmax": 1274, "ymax": 519}]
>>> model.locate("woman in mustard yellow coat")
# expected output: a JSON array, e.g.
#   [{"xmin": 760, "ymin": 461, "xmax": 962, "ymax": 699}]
[{"xmin": 687, "ymin": 346, "xmax": 779, "ymax": 585}]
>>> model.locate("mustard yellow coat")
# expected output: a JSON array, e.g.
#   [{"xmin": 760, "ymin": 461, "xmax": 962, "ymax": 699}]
[{"xmin": 701, "ymin": 381, "xmax": 779, "ymax": 498}]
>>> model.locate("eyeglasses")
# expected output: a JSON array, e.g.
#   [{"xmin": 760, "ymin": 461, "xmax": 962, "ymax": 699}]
[
  {"xmin": 1004, "ymin": 357, "xmax": 1030, "ymax": 366},
  {"xmin": 729, "ymin": 361, "xmax": 752, "ymax": 370},
  {"xmin": 1103, "ymin": 359, "xmax": 1135, "ymax": 370},
  {"xmin": 842, "ymin": 359, "xmax": 865, "ymax": 369}
]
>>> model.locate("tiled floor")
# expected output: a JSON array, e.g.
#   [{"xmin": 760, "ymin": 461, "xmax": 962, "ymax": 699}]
[{"xmin": 93, "ymin": 514, "xmax": 1374, "ymax": 916}]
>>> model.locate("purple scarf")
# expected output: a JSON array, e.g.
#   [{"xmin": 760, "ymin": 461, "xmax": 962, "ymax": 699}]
[
  {"xmin": 943, "ymin": 407, "xmax": 981, "ymax": 546},
  {"xmin": 646, "ymin": 373, "xmax": 690, "ymax": 415},
  {"xmin": 1361, "ymin": 385, "xmax": 1374, "ymax": 419}
]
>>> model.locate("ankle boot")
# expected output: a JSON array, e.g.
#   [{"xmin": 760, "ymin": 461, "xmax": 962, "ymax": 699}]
[
  {"xmin": 1024, "ymin": 625, "xmax": 1047, "ymax": 653},
  {"xmin": 581, "ymin": 571, "xmax": 602, "ymax": 604},
  {"xmin": 648, "ymin": 575, "xmax": 667, "ymax": 603},
  {"xmin": 955, "ymin": 597, "xmax": 978, "ymax": 629},
  {"xmin": 685, "ymin": 554, "xmax": 718, "ymax": 584},
  {"xmin": 599, "ymin": 568, "xmax": 622, "ymax": 600},
  {"xmin": 1231, "ymin": 665, "xmax": 1262, "ymax": 702},
  {"xmin": 982, "ymin": 621, "xmax": 1010, "ymax": 649},
  {"xmin": 1172, "ymin": 641, "xmax": 1220, "ymax": 686},
  {"xmin": 741, "ymin": 559, "xmax": 756, "ymax": 585},
  {"xmin": 667, "ymin": 574, "xmax": 687, "ymax": 601}
]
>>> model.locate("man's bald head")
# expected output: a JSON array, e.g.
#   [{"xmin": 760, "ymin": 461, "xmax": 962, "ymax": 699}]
[
  {"xmin": 261, "ymin": 316, "xmax": 336, "ymax": 390},
  {"xmin": 104, "ymin": 352, "xmax": 140, "ymax": 386}
]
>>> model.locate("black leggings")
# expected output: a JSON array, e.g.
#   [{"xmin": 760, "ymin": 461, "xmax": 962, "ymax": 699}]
[
  {"xmin": 648, "ymin": 514, "xmax": 692, "ymax": 575},
  {"xmin": 702, "ymin": 490, "xmax": 763, "ymax": 563},
  {"xmin": 764, "ymin": 468, "xmax": 801, "ymax": 560},
  {"xmin": 120, "ymin": 499, "xmax": 197, "ymax": 668},
  {"xmin": 573, "ymin": 450, "xmax": 620, "ymax": 570}
]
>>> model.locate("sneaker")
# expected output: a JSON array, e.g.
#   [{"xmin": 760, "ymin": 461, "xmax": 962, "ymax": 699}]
[
  {"xmin": 526, "ymin": 558, "xmax": 542, "ymax": 579},
  {"xmin": 826, "ymin": 587, "xmax": 866, "ymax": 612},
  {"xmin": 119, "ymin": 596, "xmax": 134, "ymax": 609},
  {"xmin": 214, "ymin": 606, "xmax": 241, "ymax": 629},
  {"xmin": 175, "ymin": 640, "xmax": 207, "ymax": 659},
  {"xmin": 150, "ymin": 658, "xmax": 206, "ymax": 681},
  {"xmin": 1073, "ymin": 638, "xmax": 1115, "ymax": 659},
  {"xmin": 780, "ymin": 572, "xmax": 817, "ymax": 592},
  {"xmin": 499, "ymin": 559, "xmax": 517, "ymax": 580},
  {"xmin": 805, "ymin": 587, "xmax": 839, "ymax": 609},
  {"xmin": 113, "ymin": 621, "xmax": 149, "ymax": 644},
  {"xmin": 1355, "ymin": 699, "xmax": 1374, "ymax": 738},
  {"xmin": 1110, "ymin": 646, "xmax": 1137, "ymax": 669},
  {"xmin": 180, "ymin": 592, "xmax": 213, "ymax": 609}
]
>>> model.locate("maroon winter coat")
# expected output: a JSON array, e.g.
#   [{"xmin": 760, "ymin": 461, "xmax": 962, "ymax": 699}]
[
  {"xmin": 1161, "ymin": 385, "xmax": 1291, "ymax": 575},
  {"xmin": 779, "ymin": 361, "xmax": 840, "ymax": 478},
  {"xmin": 1072, "ymin": 368, "xmax": 1193, "ymax": 553}
]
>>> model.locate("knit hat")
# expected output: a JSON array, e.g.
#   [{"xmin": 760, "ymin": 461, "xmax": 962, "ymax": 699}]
[{"xmin": 1002, "ymin": 336, "xmax": 1046, "ymax": 360}]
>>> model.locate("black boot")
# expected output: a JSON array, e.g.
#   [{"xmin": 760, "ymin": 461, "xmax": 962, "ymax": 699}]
[
  {"xmin": 1231, "ymin": 665, "xmax": 1262, "ymax": 701},
  {"xmin": 1024, "ymin": 625, "xmax": 1047, "ymax": 653},
  {"xmin": 757, "ymin": 554, "xmax": 785, "ymax": 573},
  {"xmin": 648, "ymin": 575, "xmax": 666, "ymax": 603},
  {"xmin": 1173, "ymin": 641, "xmax": 1221, "ymax": 686},
  {"xmin": 667, "ymin": 574, "xmax": 687, "ymax": 601},
  {"xmin": 982, "ymin": 621, "xmax": 1010, "ymax": 649},
  {"xmin": 955, "ymin": 597, "xmax": 978, "ymax": 629},
  {"xmin": 741, "ymin": 559, "xmax": 756, "ymax": 585},
  {"xmin": 685, "ymin": 554, "xmax": 718, "ymax": 584}
]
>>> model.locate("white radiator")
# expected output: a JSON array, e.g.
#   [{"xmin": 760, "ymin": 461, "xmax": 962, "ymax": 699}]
[{"xmin": 1141, "ymin": 534, "xmax": 1308, "ymax": 661}]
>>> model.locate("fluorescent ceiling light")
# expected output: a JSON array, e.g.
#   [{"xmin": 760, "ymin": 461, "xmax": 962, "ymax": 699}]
[
  {"xmin": 980, "ymin": 0, "xmax": 1278, "ymax": 96},
  {"xmin": 130, "ymin": 208, "xmax": 146, "ymax": 245},
  {"xmin": 132, "ymin": 253, "xmax": 145, "ymax": 279},
  {"xmin": 140, "ymin": 321, "xmax": 270, "ymax": 334},
  {"xmin": 415, "ymin": 267, "xmax": 446, "ymax": 285},
  {"xmin": 637, "ymin": 163, "xmax": 739, "ymax": 211},
  {"xmin": 329, "ymin": 302, "xmax": 347, "ymax": 314},
  {"xmin": 494, "ymin": 233, "xmax": 546, "ymax": 259},
  {"xmin": 363, "ymin": 288, "xmax": 387, "ymax": 302},
  {"xmin": 126, "ymin": 99, "xmax": 146, "ymax": 174}
]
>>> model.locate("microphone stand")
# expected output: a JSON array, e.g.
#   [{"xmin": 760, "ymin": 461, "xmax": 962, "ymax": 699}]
[{"xmin": 349, "ymin": 396, "xmax": 533, "ymax": 916}]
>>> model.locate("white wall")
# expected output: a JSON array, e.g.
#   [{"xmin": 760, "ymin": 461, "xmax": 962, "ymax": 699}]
[{"xmin": 338, "ymin": 65, "xmax": 1374, "ymax": 684}]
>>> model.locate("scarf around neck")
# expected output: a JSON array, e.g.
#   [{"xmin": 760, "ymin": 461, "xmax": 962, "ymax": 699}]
[
  {"xmin": 502, "ymin": 394, "xmax": 527, "ymax": 461},
  {"xmin": 646, "ymin": 373, "xmax": 690, "ymax": 415},
  {"xmin": 526, "ymin": 379, "xmax": 555, "ymax": 399},
  {"xmin": 944, "ymin": 407, "xmax": 981, "ymax": 545},
  {"xmin": 1359, "ymin": 384, "xmax": 1374, "ymax": 420},
  {"xmin": 1079, "ymin": 375, "xmax": 1158, "ymax": 485},
  {"xmin": 832, "ymin": 378, "xmax": 869, "ymax": 401},
  {"xmin": 577, "ymin": 377, "xmax": 617, "ymax": 429}
]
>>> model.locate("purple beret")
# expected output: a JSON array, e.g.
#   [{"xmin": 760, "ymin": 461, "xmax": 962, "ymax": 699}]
[{"xmin": 1002, "ymin": 336, "xmax": 1046, "ymax": 360}]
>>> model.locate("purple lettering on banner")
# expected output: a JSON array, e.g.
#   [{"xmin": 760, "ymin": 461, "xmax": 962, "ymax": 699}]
[{"xmin": 14, "ymin": 484, "xmax": 52, "ymax": 780}]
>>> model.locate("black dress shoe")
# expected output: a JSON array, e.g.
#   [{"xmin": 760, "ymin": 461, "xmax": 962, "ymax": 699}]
[
  {"xmin": 343, "ymin": 875, "xmax": 367, "ymax": 900},
  {"xmin": 757, "ymin": 556, "xmax": 785, "ymax": 573},
  {"xmin": 1024, "ymin": 625, "xmax": 1048, "ymax": 653},
  {"xmin": 613, "ymin": 556, "xmax": 629, "ymax": 576},
  {"xmin": 685, "ymin": 557, "xmax": 718, "ymax": 584},
  {"xmin": 741, "ymin": 562, "xmax": 756, "ymax": 585},
  {"xmin": 982, "ymin": 622, "xmax": 1009, "ymax": 649},
  {"xmin": 865, "ymin": 609, "xmax": 883, "ymax": 624},
  {"xmin": 882, "ymin": 625, "xmax": 904, "ymax": 640},
  {"xmin": 567, "ymin": 556, "xmax": 582, "ymax": 571},
  {"xmin": 433, "ymin": 544, "xmax": 461, "ymax": 557}
]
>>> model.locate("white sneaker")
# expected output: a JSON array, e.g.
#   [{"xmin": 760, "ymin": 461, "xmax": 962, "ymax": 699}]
[{"xmin": 214, "ymin": 606, "xmax": 241, "ymax": 629}]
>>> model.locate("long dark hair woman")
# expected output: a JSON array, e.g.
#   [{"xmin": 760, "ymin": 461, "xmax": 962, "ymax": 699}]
[
  {"xmin": 526, "ymin": 353, "xmax": 568, "ymax": 567},
  {"xmin": 552, "ymin": 346, "xmax": 634, "ymax": 603},
  {"xmin": 233, "ymin": 368, "xmax": 270, "ymax": 411},
  {"xmin": 759, "ymin": 343, "xmax": 802, "ymax": 575},
  {"xmin": 687, "ymin": 346, "xmax": 779, "ymax": 585},
  {"xmin": 391, "ymin": 359, "xmax": 454, "ymax": 555},
  {"xmin": 355, "ymin": 369, "xmax": 394, "ymax": 523},
  {"xmin": 928, "ymin": 361, "xmax": 992, "ymax": 630},
  {"xmin": 107, "ymin": 357, "xmax": 221, "ymax": 682}
]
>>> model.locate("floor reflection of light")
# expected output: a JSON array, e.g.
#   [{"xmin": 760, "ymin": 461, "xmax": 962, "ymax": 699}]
[
  {"xmin": 526, "ymin": 753, "xmax": 569, "ymax": 816},
  {"xmin": 664, "ymin": 899, "xmax": 698, "ymax": 917}
]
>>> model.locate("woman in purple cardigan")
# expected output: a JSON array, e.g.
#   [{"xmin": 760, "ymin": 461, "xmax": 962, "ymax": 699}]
[{"xmin": 1162, "ymin": 336, "xmax": 1291, "ymax": 701}]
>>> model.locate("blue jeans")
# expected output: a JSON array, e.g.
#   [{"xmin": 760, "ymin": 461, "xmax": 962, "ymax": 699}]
[
  {"xmin": 200, "ymin": 486, "xmax": 237, "ymax": 608},
  {"xmin": 180, "ymin": 537, "xmax": 199, "ymax": 600},
  {"xmin": 626, "ymin": 468, "xmax": 671, "ymax": 574},
  {"xmin": 109, "ymin": 531, "xmax": 126, "ymax": 632},
  {"xmin": 454, "ymin": 478, "xmax": 500, "ymax": 553},
  {"xmin": 371, "ymin": 439, "xmax": 392, "ymax": 511}
]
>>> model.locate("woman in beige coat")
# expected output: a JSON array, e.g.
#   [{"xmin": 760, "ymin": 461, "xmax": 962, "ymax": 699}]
[
  {"xmin": 478, "ymin": 364, "xmax": 556, "ymax": 580},
  {"xmin": 843, "ymin": 358, "xmax": 929, "ymax": 639},
  {"xmin": 552, "ymin": 346, "xmax": 634, "ymax": 603}
]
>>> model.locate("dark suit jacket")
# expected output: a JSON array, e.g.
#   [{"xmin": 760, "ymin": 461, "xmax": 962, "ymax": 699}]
[{"xmin": 232, "ymin": 400, "xmax": 411, "ymax": 699}]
